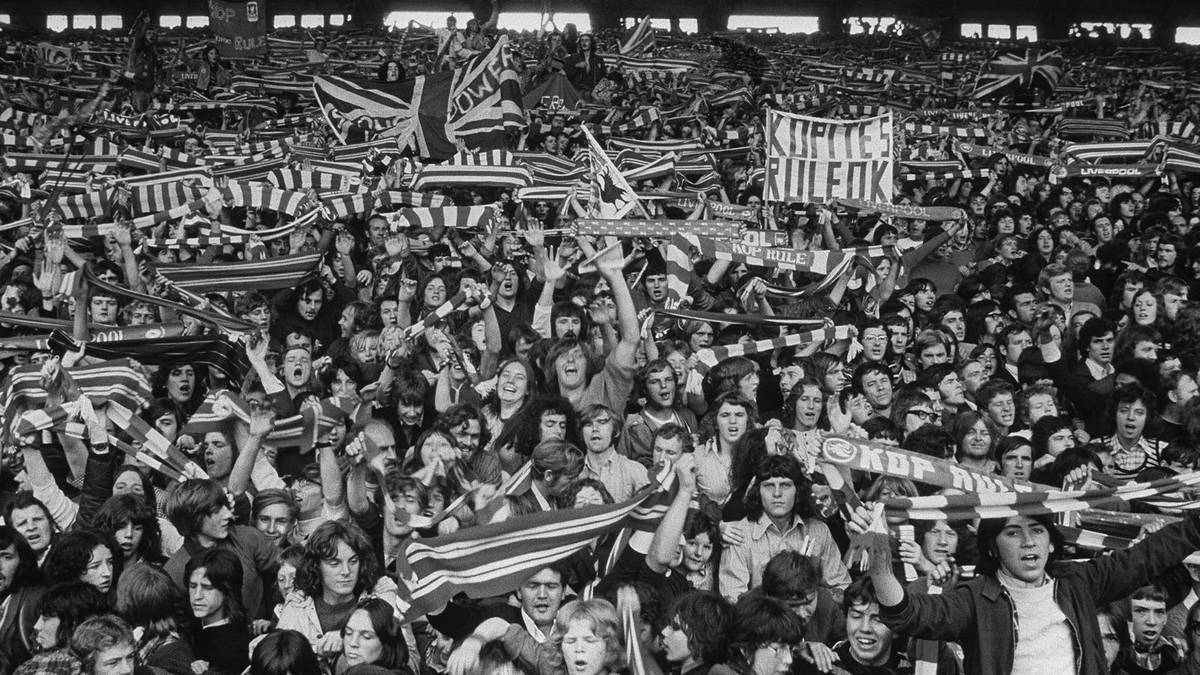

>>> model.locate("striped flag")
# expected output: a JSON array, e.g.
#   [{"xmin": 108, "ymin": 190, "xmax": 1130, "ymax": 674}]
[
  {"xmin": 399, "ymin": 474, "xmax": 676, "ymax": 620},
  {"xmin": 607, "ymin": 137, "xmax": 702, "ymax": 153},
  {"xmin": 620, "ymin": 16, "xmax": 655, "ymax": 56},
  {"xmin": 183, "ymin": 389, "xmax": 357, "ymax": 453},
  {"xmin": 132, "ymin": 183, "xmax": 205, "ymax": 215},
  {"xmin": 1059, "ymin": 140, "xmax": 1156, "ymax": 164}
]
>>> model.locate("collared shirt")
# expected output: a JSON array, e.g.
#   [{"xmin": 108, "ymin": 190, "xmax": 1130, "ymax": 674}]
[
  {"xmin": 582, "ymin": 448, "xmax": 649, "ymax": 502},
  {"xmin": 1100, "ymin": 434, "xmax": 1164, "ymax": 479},
  {"xmin": 693, "ymin": 439, "xmax": 732, "ymax": 505},
  {"xmin": 520, "ymin": 610, "xmax": 549, "ymax": 644},
  {"xmin": 718, "ymin": 514, "xmax": 850, "ymax": 602},
  {"xmin": 1084, "ymin": 358, "xmax": 1115, "ymax": 381}
]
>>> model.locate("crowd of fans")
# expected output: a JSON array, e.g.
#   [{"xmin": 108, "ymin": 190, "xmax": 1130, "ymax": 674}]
[{"xmin": 4, "ymin": 7, "xmax": 1200, "ymax": 675}]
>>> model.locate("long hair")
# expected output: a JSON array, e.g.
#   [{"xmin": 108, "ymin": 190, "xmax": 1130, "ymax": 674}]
[
  {"xmin": 729, "ymin": 596, "xmax": 804, "ymax": 665},
  {"xmin": 43, "ymin": 530, "xmax": 120, "ymax": 590},
  {"xmin": 341, "ymin": 598, "xmax": 408, "ymax": 670},
  {"xmin": 552, "ymin": 600, "xmax": 625, "ymax": 672},
  {"xmin": 93, "ymin": 494, "xmax": 163, "ymax": 564},
  {"xmin": 184, "ymin": 548, "xmax": 245, "ymax": 625},
  {"xmin": 663, "ymin": 591, "xmax": 732, "ymax": 667},
  {"xmin": 251, "ymin": 630, "xmax": 322, "ymax": 675},
  {"xmin": 34, "ymin": 582, "xmax": 110, "ymax": 650},
  {"xmin": 743, "ymin": 455, "xmax": 813, "ymax": 522},
  {"xmin": 114, "ymin": 564, "xmax": 186, "ymax": 639},
  {"xmin": 0, "ymin": 524, "xmax": 39, "ymax": 584},
  {"xmin": 295, "ymin": 521, "xmax": 380, "ymax": 601}
]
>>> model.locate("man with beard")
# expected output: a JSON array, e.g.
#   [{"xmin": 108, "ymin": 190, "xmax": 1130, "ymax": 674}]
[
  {"xmin": 272, "ymin": 281, "xmax": 344, "ymax": 351},
  {"xmin": 618, "ymin": 360, "xmax": 698, "ymax": 468}
]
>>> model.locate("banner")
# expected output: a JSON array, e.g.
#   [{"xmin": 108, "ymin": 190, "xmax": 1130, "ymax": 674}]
[
  {"xmin": 821, "ymin": 436, "xmax": 1036, "ymax": 495},
  {"xmin": 313, "ymin": 37, "xmax": 525, "ymax": 160},
  {"xmin": 765, "ymin": 110, "xmax": 893, "ymax": 204},
  {"xmin": 209, "ymin": 0, "xmax": 267, "ymax": 58}
]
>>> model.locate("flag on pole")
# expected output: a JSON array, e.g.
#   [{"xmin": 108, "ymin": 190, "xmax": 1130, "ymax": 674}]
[
  {"xmin": 581, "ymin": 125, "xmax": 640, "ymax": 219},
  {"xmin": 620, "ymin": 16, "xmax": 655, "ymax": 56}
]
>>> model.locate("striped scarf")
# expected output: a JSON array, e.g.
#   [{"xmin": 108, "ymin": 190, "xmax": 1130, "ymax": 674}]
[
  {"xmin": 153, "ymin": 252, "xmax": 321, "ymax": 293},
  {"xmin": 573, "ymin": 218, "xmax": 741, "ymax": 240},
  {"xmin": 183, "ymin": 389, "xmax": 357, "ymax": 453},
  {"xmin": 694, "ymin": 325, "xmax": 853, "ymax": 366},
  {"xmin": 47, "ymin": 330, "xmax": 250, "ymax": 384},
  {"xmin": 1, "ymin": 358, "xmax": 152, "ymax": 442}
]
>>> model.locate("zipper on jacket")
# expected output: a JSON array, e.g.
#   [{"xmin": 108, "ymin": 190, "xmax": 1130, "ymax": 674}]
[{"xmin": 1053, "ymin": 582, "xmax": 1083, "ymax": 674}]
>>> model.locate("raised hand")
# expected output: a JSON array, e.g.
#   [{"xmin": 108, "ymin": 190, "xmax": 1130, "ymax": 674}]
[{"xmin": 335, "ymin": 232, "xmax": 355, "ymax": 255}]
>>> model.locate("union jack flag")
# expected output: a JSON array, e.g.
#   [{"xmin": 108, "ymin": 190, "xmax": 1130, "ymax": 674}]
[{"xmin": 972, "ymin": 49, "xmax": 1063, "ymax": 100}]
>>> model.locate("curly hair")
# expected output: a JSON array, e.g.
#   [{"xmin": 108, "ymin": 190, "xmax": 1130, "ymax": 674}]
[
  {"xmin": 42, "ymin": 530, "xmax": 120, "ymax": 590},
  {"xmin": 92, "ymin": 494, "xmax": 163, "ymax": 565},
  {"xmin": 295, "ymin": 521, "xmax": 380, "ymax": 601}
]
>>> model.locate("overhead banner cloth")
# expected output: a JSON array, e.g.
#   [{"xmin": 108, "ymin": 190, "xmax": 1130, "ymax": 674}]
[
  {"xmin": 312, "ymin": 37, "xmax": 525, "ymax": 160},
  {"xmin": 208, "ymin": 0, "xmax": 267, "ymax": 58},
  {"xmin": 765, "ymin": 110, "xmax": 893, "ymax": 204}
]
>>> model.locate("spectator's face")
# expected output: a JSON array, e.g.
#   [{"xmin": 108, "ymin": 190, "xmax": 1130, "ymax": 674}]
[
  {"xmin": 1132, "ymin": 292, "xmax": 1157, "ymax": 326},
  {"xmin": 321, "ymin": 540, "xmax": 361, "ymax": 599},
  {"xmin": 716, "ymin": 402, "xmax": 748, "ymax": 446},
  {"xmin": 1093, "ymin": 218, "xmax": 1113, "ymax": 243},
  {"xmin": 539, "ymin": 412, "xmax": 568, "ymax": 442},
  {"xmin": 1115, "ymin": 398, "xmax": 1148, "ymax": 443},
  {"xmin": 554, "ymin": 345, "xmax": 588, "ymax": 390},
  {"xmin": 645, "ymin": 366, "xmax": 676, "ymax": 409},
  {"xmin": 1046, "ymin": 427, "xmax": 1075, "ymax": 458},
  {"xmin": 1164, "ymin": 290, "xmax": 1188, "ymax": 320},
  {"xmin": 758, "ymin": 476, "xmax": 796, "ymax": 520},
  {"xmin": 918, "ymin": 343, "xmax": 948, "ymax": 369},
  {"xmin": 1026, "ymin": 394, "xmax": 1057, "ymax": 425},
  {"xmin": 91, "ymin": 641, "xmax": 136, "ymax": 675},
  {"xmin": 936, "ymin": 372, "xmax": 964, "ymax": 406},
  {"xmin": 203, "ymin": 432, "xmax": 234, "ymax": 479},
  {"xmin": 112, "ymin": 518, "xmax": 145, "ymax": 561},
  {"xmin": 778, "ymin": 364, "xmax": 804, "ymax": 398},
  {"xmin": 961, "ymin": 419, "xmax": 992, "ymax": 459},
  {"xmin": 255, "ymin": 502, "xmax": 296, "ymax": 544},
  {"xmin": 331, "ymin": 369, "xmax": 358, "ymax": 400},
  {"xmin": 497, "ymin": 361, "xmax": 530, "ymax": 404},
  {"xmin": 517, "ymin": 568, "xmax": 564, "ymax": 626},
  {"xmin": 167, "ymin": 365, "xmax": 195, "ymax": 404},
  {"xmin": 922, "ymin": 520, "xmax": 958, "ymax": 564},
  {"xmin": 846, "ymin": 600, "xmax": 893, "ymax": 666},
  {"xmin": 1133, "ymin": 340, "xmax": 1158, "ymax": 362},
  {"xmin": 651, "ymin": 436, "xmax": 684, "ymax": 472},
  {"xmin": 1173, "ymin": 375, "xmax": 1199, "ymax": 406},
  {"xmin": 379, "ymin": 300, "xmax": 399, "ymax": 327},
  {"xmin": 1003, "ymin": 331, "xmax": 1032, "ymax": 366},
  {"xmin": 297, "ymin": 289, "xmax": 324, "ymax": 321},
  {"xmin": 1000, "ymin": 443, "xmax": 1033, "ymax": 481},
  {"xmin": 644, "ymin": 273, "xmax": 668, "ymax": 302},
  {"xmin": 188, "ymin": 568, "xmax": 225, "ymax": 621},
  {"xmin": 1087, "ymin": 332, "xmax": 1115, "ymax": 365},
  {"xmin": 994, "ymin": 516, "xmax": 1052, "ymax": 582},
  {"xmin": 986, "ymin": 393, "xmax": 1015, "ymax": 429},
  {"xmin": 33, "ymin": 614, "xmax": 60, "ymax": 650},
  {"xmin": 689, "ymin": 324, "xmax": 714, "ymax": 351},
  {"xmin": 284, "ymin": 349, "xmax": 313, "ymax": 388},
  {"xmin": 1158, "ymin": 243, "xmax": 1178, "ymax": 268},
  {"xmin": 451, "ymin": 419, "xmax": 482, "ymax": 453},
  {"xmin": 242, "ymin": 304, "xmax": 270, "ymax": 330},
  {"xmin": 914, "ymin": 286, "xmax": 935, "ymax": 312},
  {"xmin": 661, "ymin": 620, "xmax": 692, "ymax": 663},
  {"xmin": 342, "ymin": 609, "xmax": 384, "ymax": 667},
  {"xmin": 1131, "ymin": 598, "xmax": 1168, "ymax": 648},
  {"xmin": 383, "ymin": 488, "xmax": 420, "ymax": 537},
  {"xmin": 1047, "ymin": 273, "xmax": 1073, "ymax": 302},
  {"xmin": 582, "ymin": 412, "xmax": 616, "ymax": 453},
  {"xmin": 792, "ymin": 384, "xmax": 823, "ymax": 431},
  {"xmin": 10, "ymin": 506, "xmax": 51, "ymax": 554},
  {"xmin": 750, "ymin": 642, "xmax": 794, "ymax": 675},
  {"xmin": 555, "ymin": 315, "xmax": 581, "ymax": 339},
  {"xmin": 90, "ymin": 295, "xmax": 118, "ymax": 324},
  {"xmin": 861, "ymin": 372, "xmax": 892, "ymax": 410},
  {"xmin": 129, "ymin": 305, "xmax": 155, "ymax": 325},
  {"xmin": 368, "ymin": 218, "xmax": 388, "ymax": 247}
]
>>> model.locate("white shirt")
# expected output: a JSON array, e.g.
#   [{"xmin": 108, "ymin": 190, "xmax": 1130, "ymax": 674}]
[{"xmin": 1000, "ymin": 573, "xmax": 1076, "ymax": 675}]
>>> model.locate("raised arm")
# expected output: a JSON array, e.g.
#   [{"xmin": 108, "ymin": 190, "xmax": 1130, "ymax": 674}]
[{"xmin": 646, "ymin": 455, "xmax": 696, "ymax": 573}]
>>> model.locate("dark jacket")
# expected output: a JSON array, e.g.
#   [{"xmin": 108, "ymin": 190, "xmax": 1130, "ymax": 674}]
[{"xmin": 882, "ymin": 515, "xmax": 1200, "ymax": 675}]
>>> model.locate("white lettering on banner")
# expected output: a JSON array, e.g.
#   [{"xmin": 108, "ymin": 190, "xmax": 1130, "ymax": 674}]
[
  {"xmin": 765, "ymin": 109, "xmax": 894, "ymax": 204},
  {"xmin": 766, "ymin": 157, "xmax": 892, "ymax": 203}
]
